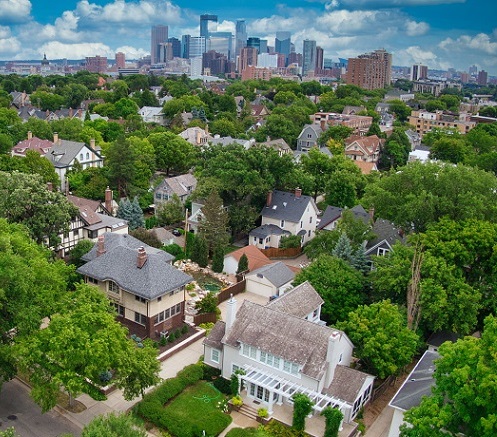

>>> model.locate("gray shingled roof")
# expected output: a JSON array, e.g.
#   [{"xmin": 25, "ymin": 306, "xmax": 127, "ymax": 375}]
[
  {"xmin": 325, "ymin": 366, "xmax": 374, "ymax": 404},
  {"xmin": 249, "ymin": 224, "xmax": 290, "ymax": 239},
  {"xmin": 155, "ymin": 173, "xmax": 197, "ymax": 198},
  {"xmin": 261, "ymin": 190, "xmax": 317, "ymax": 223},
  {"xmin": 389, "ymin": 350, "xmax": 439, "ymax": 412},
  {"xmin": 203, "ymin": 321, "xmax": 226, "ymax": 349},
  {"xmin": 266, "ymin": 281, "xmax": 323, "ymax": 318},
  {"xmin": 246, "ymin": 261, "xmax": 295, "ymax": 288},
  {"xmin": 223, "ymin": 300, "xmax": 348, "ymax": 380},
  {"xmin": 47, "ymin": 140, "xmax": 102, "ymax": 168},
  {"xmin": 317, "ymin": 204, "xmax": 370, "ymax": 230},
  {"xmin": 366, "ymin": 218, "xmax": 405, "ymax": 251}
]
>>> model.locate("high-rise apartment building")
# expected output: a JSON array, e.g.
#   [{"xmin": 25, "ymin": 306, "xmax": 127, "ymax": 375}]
[
  {"xmin": 469, "ymin": 64, "xmax": 478, "ymax": 76},
  {"xmin": 189, "ymin": 37, "xmax": 206, "ymax": 59},
  {"xmin": 208, "ymin": 32, "xmax": 233, "ymax": 60},
  {"xmin": 85, "ymin": 56, "xmax": 107, "ymax": 73},
  {"xmin": 181, "ymin": 35, "xmax": 191, "ymax": 59},
  {"xmin": 477, "ymin": 70, "xmax": 488, "ymax": 86},
  {"xmin": 315, "ymin": 46, "xmax": 324, "ymax": 73},
  {"xmin": 259, "ymin": 40, "xmax": 268, "ymax": 54},
  {"xmin": 345, "ymin": 49, "xmax": 392, "ymax": 90},
  {"xmin": 288, "ymin": 52, "xmax": 302, "ymax": 66},
  {"xmin": 239, "ymin": 47, "xmax": 258, "ymax": 72},
  {"xmin": 411, "ymin": 64, "xmax": 428, "ymax": 81},
  {"xmin": 167, "ymin": 37, "xmax": 181, "ymax": 58},
  {"xmin": 235, "ymin": 20, "xmax": 247, "ymax": 57},
  {"xmin": 302, "ymin": 39, "xmax": 317, "ymax": 76},
  {"xmin": 247, "ymin": 37, "xmax": 261, "ymax": 54},
  {"xmin": 275, "ymin": 32, "xmax": 291, "ymax": 57},
  {"xmin": 200, "ymin": 14, "xmax": 217, "ymax": 40},
  {"xmin": 151, "ymin": 25, "xmax": 168, "ymax": 65},
  {"xmin": 115, "ymin": 52, "xmax": 125, "ymax": 69}
]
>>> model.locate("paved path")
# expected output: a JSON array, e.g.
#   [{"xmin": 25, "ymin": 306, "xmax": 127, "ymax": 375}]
[{"xmin": 364, "ymin": 406, "xmax": 394, "ymax": 437}]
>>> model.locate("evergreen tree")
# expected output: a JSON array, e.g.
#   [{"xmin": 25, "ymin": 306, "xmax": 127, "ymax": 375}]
[
  {"xmin": 212, "ymin": 245, "xmax": 225, "ymax": 273},
  {"xmin": 351, "ymin": 245, "xmax": 370, "ymax": 274},
  {"xmin": 191, "ymin": 235, "xmax": 208, "ymax": 267},
  {"xmin": 332, "ymin": 233, "xmax": 353, "ymax": 263},
  {"xmin": 237, "ymin": 253, "xmax": 249, "ymax": 274},
  {"xmin": 117, "ymin": 198, "xmax": 132, "ymax": 221},
  {"xmin": 198, "ymin": 190, "xmax": 230, "ymax": 256},
  {"xmin": 130, "ymin": 197, "xmax": 145, "ymax": 230}
]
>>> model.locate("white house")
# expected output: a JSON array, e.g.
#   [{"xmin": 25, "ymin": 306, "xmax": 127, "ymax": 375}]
[
  {"xmin": 249, "ymin": 189, "xmax": 319, "ymax": 249},
  {"xmin": 139, "ymin": 106, "xmax": 165, "ymax": 125},
  {"xmin": 203, "ymin": 283, "xmax": 375, "ymax": 424},
  {"xmin": 244, "ymin": 261, "xmax": 295, "ymax": 298}
]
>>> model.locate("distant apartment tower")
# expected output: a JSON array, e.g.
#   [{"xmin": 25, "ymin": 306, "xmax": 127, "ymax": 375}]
[
  {"xmin": 239, "ymin": 46, "xmax": 258, "ymax": 72},
  {"xmin": 189, "ymin": 37, "xmax": 206, "ymax": 59},
  {"xmin": 478, "ymin": 70, "xmax": 488, "ymax": 86},
  {"xmin": 241, "ymin": 65, "xmax": 272, "ymax": 81},
  {"xmin": 200, "ymin": 14, "xmax": 217, "ymax": 40},
  {"xmin": 235, "ymin": 20, "xmax": 247, "ymax": 57},
  {"xmin": 181, "ymin": 35, "xmax": 191, "ymax": 59},
  {"xmin": 208, "ymin": 32, "xmax": 233, "ymax": 60},
  {"xmin": 460, "ymin": 72, "xmax": 470, "ymax": 83},
  {"xmin": 302, "ymin": 39, "xmax": 317, "ymax": 76},
  {"xmin": 469, "ymin": 64, "xmax": 478, "ymax": 75},
  {"xmin": 167, "ymin": 37, "xmax": 182, "ymax": 58},
  {"xmin": 259, "ymin": 40, "xmax": 268, "ymax": 54},
  {"xmin": 85, "ymin": 56, "xmax": 107, "ymax": 73},
  {"xmin": 115, "ymin": 52, "xmax": 125, "ymax": 69},
  {"xmin": 288, "ymin": 52, "xmax": 302, "ymax": 66},
  {"xmin": 315, "ymin": 46, "xmax": 324, "ymax": 73},
  {"xmin": 346, "ymin": 49, "xmax": 392, "ymax": 90},
  {"xmin": 275, "ymin": 32, "xmax": 291, "ymax": 58},
  {"xmin": 411, "ymin": 64, "xmax": 428, "ymax": 81},
  {"xmin": 151, "ymin": 25, "xmax": 168, "ymax": 65}
]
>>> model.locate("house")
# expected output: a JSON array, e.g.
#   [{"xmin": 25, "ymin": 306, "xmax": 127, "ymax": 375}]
[
  {"xmin": 256, "ymin": 139, "xmax": 293, "ymax": 156},
  {"xmin": 187, "ymin": 201, "xmax": 204, "ymax": 234},
  {"xmin": 203, "ymin": 284, "xmax": 374, "ymax": 424},
  {"xmin": 405, "ymin": 129, "xmax": 421, "ymax": 151},
  {"xmin": 344, "ymin": 135, "xmax": 383, "ymax": 164},
  {"xmin": 46, "ymin": 133, "xmax": 104, "ymax": 191},
  {"xmin": 179, "ymin": 127, "xmax": 213, "ymax": 146},
  {"xmin": 312, "ymin": 112, "xmax": 373, "ymax": 135},
  {"xmin": 353, "ymin": 160, "xmax": 378, "ymax": 175},
  {"xmin": 154, "ymin": 173, "xmax": 197, "ymax": 206},
  {"xmin": 11, "ymin": 131, "xmax": 53, "ymax": 157},
  {"xmin": 244, "ymin": 261, "xmax": 295, "ymax": 298},
  {"xmin": 209, "ymin": 136, "xmax": 255, "ymax": 149},
  {"xmin": 223, "ymin": 245, "xmax": 272, "ymax": 275},
  {"xmin": 249, "ymin": 189, "xmax": 319, "ymax": 249},
  {"xmin": 77, "ymin": 233, "xmax": 192, "ymax": 339},
  {"xmin": 365, "ymin": 218, "xmax": 405, "ymax": 258},
  {"xmin": 317, "ymin": 205, "xmax": 370, "ymax": 231},
  {"xmin": 139, "ymin": 106, "xmax": 165, "ymax": 125},
  {"xmin": 296, "ymin": 124, "xmax": 324, "ymax": 152},
  {"xmin": 388, "ymin": 350, "xmax": 439, "ymax": 437}
]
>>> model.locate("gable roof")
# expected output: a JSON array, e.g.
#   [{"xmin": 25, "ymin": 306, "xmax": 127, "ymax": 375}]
[
  {"xmin": 353, "ymin": 161, "xmax": 378, "ymax": 175},
  {"xmin": 47, "ymin": 140, "xmax": 102, "ymax": 168},
  {"xmin": 325, "ymin": 366, "xmax": 374, "ymax": 404},
  {"xmin": 246, "ymin": 261, "xmax": 295, "ymax": 288},
  {"xmin": 77, "ymin": 233, "xmax": 190, "ymax": 300},
  {"xmin": 366, "ymin": 218, "xmax": 405, "ymax": 252},
  {"xmin": 298, "ymin": 124, "xmax": 323, "ymax": 140},
  {"xmin": 223, "ymin": 300, "xmax": 350, "ymax": 380},
  {"xmin": 12, "ymin": 137, "xmax": 53, "ymax": 156},
  {"xmin": 155, "ymin": 173, "xmax": 197, "ymax": 198},
  {"xmin": 261, "ymin": 190, "xmax": 317, "ymax": 223},
  {"xmin": 345, "ymin": 135, "xmax": 383, "ymax": 158},
  {"xmin": 318, "ymin": 204, "xmax": 370, "ymax": 231},
  {"xmin": 225, "ymin": 245, "xmax": 272, "ymax": 271},
  {"xmin": 249, "ymin": 223, "xmax": 291, "ymax": 239},
  {"xmin": 266, "ymin": 281, "xmax": 323, "ymax": 318}
]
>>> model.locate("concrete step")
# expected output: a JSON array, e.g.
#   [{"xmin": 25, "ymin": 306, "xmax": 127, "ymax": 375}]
[{"xmin": 238, "ymin": 404, "xmax": 259, "ymax": 420}]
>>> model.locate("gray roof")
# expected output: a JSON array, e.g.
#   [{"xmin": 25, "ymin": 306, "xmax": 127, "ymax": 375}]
[
  {"xmin": 203, "ymin": 321, "xmax": 226, "ymax": 349},
  {"xmin": 317, "ymin": 204, "xmax": 369, "ymax": 230},
  {"xmin": 155, "ymin": 173, "xmax": 197, "ymax": 199},
  {"xmin": 261, "ymin": 190, "xmax": 317, "ymax": 223},
  {"xmin": 246, "ymin": 261, "xmax": 295, "ymax": 288},
  {"xmin": 298, "ymin": 124, "xmax": 323, "ymax": 139},
  {"xmin": 389, "ymin": 350, "xmax": 439, "ymax": 412},
  {"xmin": 366, "ymin": 218, "xmax": 405, "ymax": 252},
  {"xmin": 47, "ymin": 140, "xmax": 102, "ymax": 168},
  {"xmin": 84, "ymin": 213, "xmax": 128, "ymax": 231},
  {"xmin": 266, "ymin": 281, "xmax": 323, "ymax": 318},
  {"xmin": 249, "ymin": 224, "xmax": 290, "ymax": 239},
  {"xmin": 325, "ymin": 366, "xmax": 374, "ymax": 404},
  {"xmin": 223, "ymin": 300, "xmax": 348, "ymax": 380}
]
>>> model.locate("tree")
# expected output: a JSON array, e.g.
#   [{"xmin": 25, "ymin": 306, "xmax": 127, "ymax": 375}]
[
  {"xmin": 304, "ymin": 230, "xmax": 339, "ymax": 260},
  {"xmin": 237, "ymin": 253, "xmax": 249, "ymax": 274},
  {"xmin": 129, "ymin": 228, "xmax": 162, "ymax": 248},
  {"xmin": 332, "ymin": 233, "xmax": 353, "ymax": 263},
  {"xmin": 23, "ymin": 149, "xmax": 60, "ymax": 185},
  {"xmin": 430, "ymin": 136, "xmax": 469, "ymax": 163},
  {"xmin": 195, "ymin": 291, "xmax": 218, "ymax": 314},
  {"xmin": 148, "ymin": 131, "xmax": 197, "ymax": 176},
  {"xmin": 325, "ymin": 170, "xmax": 358, "ymax": 207},
  {"xmin": 15, "ymin": 283, "xmax": 160, "ymax": 412},
  {"xmin": 292, "ymin": 393, "xmax": 313, "ymax": 431},
  {"xmin": 156, "ymin": 194, "xmax": 184, "ymax": 226},
  {"xmin": 388, "ymin": 100, "xmax": 411, "ymax": 122},
  {"xmin": 191, "ymin": 235, "xmax": 208, "ymax": 268},
  {"xmin": 117, "ymin": 198, "xmax": 144, "ymax": 230},
  {"xmin": 300, "ymin": 147, "xmax": 335, "ymax": 200},
  {"xmin": 82, "ymin": 413, "xmax": 147, "ymax": 437},
  {"xmin": 337, "ymin": 300, "xmax": 419, "ymax": 379},
  {"xmin": 0, "ymin": 171, "xmax": 78, "ymax": 246},
  {"xmin": 211, "ymin": 245, "xmax": 225, "ymax": 273},
  {"xmin": 198, "ymin": 190, "xmax": 230, "ymax": 255},
  {"xmin": 279, "ymin": 234, "xmax": 302, "ymax": 249},
  {"xmin": 322, "ymin": 407, "xmax": 344, "ymax": 437},
  {"xmin": 401, "ymin": 315, "xmax": 497, "ymax": 437},
  {"xmin": 68, "ymin": 240, "xmax": 94, "ymax": 267},
  {"xmin": 294, "ymin": 254, "xmax": 366, "ymax": 324}
]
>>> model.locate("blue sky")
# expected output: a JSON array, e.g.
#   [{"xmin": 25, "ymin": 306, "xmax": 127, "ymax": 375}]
[{"xmin": 1, "ymin": 0, "xmax": 496, "ymax": 75}]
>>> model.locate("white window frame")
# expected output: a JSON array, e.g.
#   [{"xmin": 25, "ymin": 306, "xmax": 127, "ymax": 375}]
[{"xmin": 211, "ymin": 348, "xmax": 220, "ymax": 363}]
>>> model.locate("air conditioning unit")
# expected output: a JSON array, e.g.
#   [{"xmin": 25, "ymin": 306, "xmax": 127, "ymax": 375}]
[{"xmin": 160, "ymin": 330, "xmax": 169, "ymax": 339}]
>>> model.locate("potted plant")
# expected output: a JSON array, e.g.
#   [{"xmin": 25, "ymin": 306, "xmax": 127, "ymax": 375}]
[
  {"xmin": 257, "ymin": 407, "xmax": 269, "ymax": 423},
  {"xmin": 230, "ymin": 394, "xmax": 243, "ymax": 411}
]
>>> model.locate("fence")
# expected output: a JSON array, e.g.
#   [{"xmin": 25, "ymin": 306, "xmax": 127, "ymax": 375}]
[
  {"xmin": 217, "ymin": 279, "xmax": 246, "ymax": 304},
  {"xmin": 260, "ymin": 247, "xmax": 302, "ymax": 259},
  {"xmin": 192, "ymin": 312, "xmax": 217, "ymax": 325}
]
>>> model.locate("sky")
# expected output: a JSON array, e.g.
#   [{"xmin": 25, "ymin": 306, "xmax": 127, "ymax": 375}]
[{"xmin": 0, "ymin": 0, "xmax": 496, "ymax": 75}]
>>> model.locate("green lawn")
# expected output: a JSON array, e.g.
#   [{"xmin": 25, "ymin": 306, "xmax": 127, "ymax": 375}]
[{"xmin": 163, "ymin": 381, "xmax": 232, "ymax": 437}]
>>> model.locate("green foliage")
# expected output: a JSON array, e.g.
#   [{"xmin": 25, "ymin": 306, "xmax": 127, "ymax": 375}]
[
  {"xmin": 191, "ymin": 235, "xmax": 209, "ymax": 268},
  {"xmin": 68, "ymin": 240, "xmax": 94, "ymax": 267},
  {"xmin": 337, "ymin": 300, "xmax": 420, "ymax": 378},
  {"xmin": 332, "ymin": 233, "xmax": 353, "ymax": 263},
  {"xmin": 199, "ymin": 322, "xmax": 215, "ymax": 336},
  {"xmin": 388, "ymin": 99, "xmax": 411, "ymax": 122},
  {"xmin": 294, "ymin": 255, "xmax": 366, "ymax": 324},
  {"xmin": 258, "ymin": 408, "xmax": 269, "ymax": 418},
  {"xmin": 195, "ymin": 292, "xmax": 218, "ymax": 314},
  {"xmin": 321, "ymin": 407, "xmax": 344, "ymax": 437},
  {"xmin": 198, "ymin": 190, "xmax": 231, "ymax": 255},
  {"xmin": 129, "ymin": 227, "xmax": 162, "ymax": 248},
  {"xmin": 237, "ymin": 253, "xmax": 249, "ymax": 274},
  {"xmin": 117, "ymin": 197, "xmax": 144, "ymax": 230},
  {"xmin": 292, "ymin": 393, "xmax": 313, "ymax": 431},
  {"xmin": 304, "ymin": 230, "xmax": 339, "ymax": 260},
  {"xmin": 0, "ymin": 428, "xmax": 19, "ymax": 437},
  {"xmin": 156, "ymin": 194, "xmax": 184, "ymax": 226},
  {"xmin": 212, "ymin": 245, "xmax": 225, "ymax": 273},
  {"xmin": 401, "ymin": 315, "xmax": 497, "ymax": 437},
  {"xmin": 82, "ymin": 413, "xmax": 147, "ymax": 437},
  {"xmin": 148, "ymin": 132, "xmax": 197, "ymax": 176},
  {"xmin": 225, "ymin": 427, "xmax": 266, "ymax": 437},
  {"xmin": 163, "ymin": 243, "xmax": 184, "ymax": 259},
  {"xmin": 279, "ymin": 234, "xmax": 302, "ymax": 249},
  {"xmin": 213, "ymin": 376, "xmax": 232, "ymax": 395}
]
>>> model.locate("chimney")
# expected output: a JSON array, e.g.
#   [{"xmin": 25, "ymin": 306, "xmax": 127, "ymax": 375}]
[
  {"xmin": 97, "ymin": 235, "xmax": 106, "ymax": 257},
  {"xmin": 205, "ymin": 124, "xmax": 209, "ymax": 134},
  {"xmin": 90, "ymin": 138, "xmax": 95, "ymax": 149},
  {"xmin": 69, "ymin": 108, "xmax": 73, "ymax": 118},
  {"xmin": 105, "ymin": 186, "xmax": 113, "ymax": 215},
  {"xmin": 295, "ymin": 187, "xmax": 302, "ymax": 198},
  {"xmin": 320, "ymin": 119, "xmax": 326, "ymax": 131},
  {"xmin": 225, "ymin": 294, "xmax": 237, "ymax": 332},
  {"xmin": 27, "ymin": 130, "xmax": 32, "ymax": 140},
  {"xmin": 266, "ymin": 191, "xmax": 273, "ymax": 207},
  {"xmin": 137, "ymin": 246, "xmax": 148, "ymax": 269},
  {"xmin": 325, "ymin": 330, "xmax": 341, "ymax": 387},
  {"xmin": 65, "ymin": 178, "xmax": 69, "ymax": 196},
  {"xmin": 196, "ymin": 130, "xmax": 201, "ymax": 145},
  {"xmin": 53, "ymin": 132, "xmax": 59, "ymax": 144},
  {"xmin": 368, "ymin": 207, "xmax": 375, "ymax": 223}
]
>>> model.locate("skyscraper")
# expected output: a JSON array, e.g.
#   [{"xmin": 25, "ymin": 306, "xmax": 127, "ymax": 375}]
[
  {"xmin": 115, "ymin": 52, "xmax": 125, "ymax": 69},
  {"xmin": 315, "ymin": 46, "xmax": 324, "ymax": 73},
  {"xmin": 189, "ymin": 37, "xmax": 206, "ymax": 59},
  {"xmin": 302, "ymin": 39, "xmax": 316, "ymax": 76},
  {"xmin": 239, "ymin": 47, "xmax": 258, "ymax": 72},
  {"xmin": 167, "ymin": 37, "xmax": 182, "ymax": 58},
  {"xmin": 345, "ymin": 49, "xmax": 392, "ymax": 90},
  {"xmin": 151, "ymin": 25, "xmax": 168, "ymax": 65},
  {"xmin": 275, "ymin": 31, "xmax": 291, "ymax": 59},
  {"xmin": 208, "ymin": 32, "xmax": 233, "ymax": 60},
  {"xmin": 411, "ymin": 64, "xmax": 428, "ymax": 81},
  {"xmin": 181, "ymin": 35, "xmax": 191, "ymax": 59},
  {"xmin": 235, "ymin": 20, "xmax": 247, "ymax": 57},
  {"xmin": 200, "ymin": 14, "xmax": 217, "ymax": 40},
  {"xmin": 478, "ymin": 70, "xmax": 488, "ymax": 86}
]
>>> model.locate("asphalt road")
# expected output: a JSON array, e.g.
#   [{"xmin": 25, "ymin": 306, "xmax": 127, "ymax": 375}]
[{"xmin": 0, "ymin": 379, "xmax": 82, "ymax": 437}]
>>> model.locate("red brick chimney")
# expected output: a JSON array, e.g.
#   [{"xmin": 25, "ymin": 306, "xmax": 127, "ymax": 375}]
[
  {"xmin": 90, "ymin": 138, "xmax": 95, "ymax": 149},
  {"xmin": 320, "ymin": 119, "xmax": 326, "ymax": 131},
  {"xmin": 97, "ymin": 235, "xmax": 106, "ymax": 257},
  {"xmin": 105, "ymin": 186, "xmax": 113, "ymax": 215},
  {"xmin": 137, "ymin": 247, "xmax": 148, "ymax": 269},
  {"xmin": 266, "ymin": 191, "xmax": 273, "ymax": 207},
  {"xmin": 295, "ymin": 187, "xmax": 302, "ymax": 198}
]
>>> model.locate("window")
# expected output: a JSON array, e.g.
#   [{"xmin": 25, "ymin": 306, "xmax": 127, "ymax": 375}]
[
  {"xmin": 79, "ymin": 153, "xmax": 83, "ymax": 161},
  {"xmin": 339, "ymin": 353, "xmax": 343, "ymax": 363},
  {"xmin": 86, "ymin": 152, "xmax": 89, "ymax": 160},
  {"xmin": 157, "ymin": 296, "xmax": 162, "ymax": 302},
  {"xmin": 111, "ymin": 302, "xmax": 125, "ymax": 317},
  {"xmin": 300, "ymin": 221, "xmax": 303, "ymax": 228},
  {"xmin": 135, "ymin": 295, "xmax": 146, "ymax": 304},
  {"xmin": 378, "ymin": 247, "xmax": 389, "ymax": 256},
  {"xmin": 211, "ymin": 349, "xmax": 220, "ymax": 363},
  {"xmin": 309, "ymin": 216, "xmax": 313, "ymax": 224},
  {"xmin": 283, "ymin": 360, "xmax": 299, "ymax": 375},
  {"xmin": 134, "ymin": 312, "xmax": 147, "ymax": 325},
  {"xmin": 87, "ymin": 276, "xmax": 98, "ymax": 285},
  {"xmin": 242, "ymin": 343, "xmax": 257, "ymax": 359},
  {"xmin": 108, "ymin": 281, "xmax": 119, "ymax": 294},
  {"xmin": 73, "ymin": 229, "xmax": 79, "ymax": 237},
  {"xmin": 88, "ymin": 230, "xmax": 98, "ymax": 239},
  {"xmin": 259, "ymin": 238, "xmax": 263, "ymax": 245}
]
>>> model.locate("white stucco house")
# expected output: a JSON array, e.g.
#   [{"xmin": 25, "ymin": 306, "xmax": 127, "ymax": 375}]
[{"xmin": 203, "ymin": 282, "xmax": 375, "ymax": 424}]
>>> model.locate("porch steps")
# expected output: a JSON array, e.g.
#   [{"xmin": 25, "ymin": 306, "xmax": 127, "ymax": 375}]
[{"xmin": 238, "ymin": 403, "xmax": 259, "ymax": 421}]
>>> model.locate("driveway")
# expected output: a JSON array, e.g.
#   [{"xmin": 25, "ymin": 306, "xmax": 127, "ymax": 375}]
[{"xmin": 0, "ymin": 378, "xmax": 82, "ymax": 437}]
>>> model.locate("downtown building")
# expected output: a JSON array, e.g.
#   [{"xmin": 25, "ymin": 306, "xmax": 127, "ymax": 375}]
[
  {"xmin": 151, "ymin": 25, "xmax": 168, "ymax": 65},
  {"xmin": 345, "ymin": 49, "xmax": 392, "ymax": 90}
]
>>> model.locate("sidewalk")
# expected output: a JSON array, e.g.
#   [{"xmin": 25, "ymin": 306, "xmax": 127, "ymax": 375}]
[{"xmin": 364, "ymin": 406, "xmax": 393, "ymax": 437}]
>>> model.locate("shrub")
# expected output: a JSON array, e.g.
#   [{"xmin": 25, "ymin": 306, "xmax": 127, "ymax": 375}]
[
  {"xmin": 159, "ymin": 335, "xmax": 168, "ymax": 347},
  {"xmin": 163, "ymin": 243, "xmax": 184, "ymax": 258},
  {"xmin": 213, "ymin": 376, "xmax": 232, "ymax": 395},
  {"xmin": 177, "ymin": 364, "xmax": 204, "ymax": 386},
  {"xmin": 195, "ymin": 292, "xmax": 218, "ymax": 314},
  {"xmin": 199, "ymin": 322, "xmax": 215, "ymax": 335},
  {"xmin": 321, "ymin": 407, "xmax": 344, "ymax": 437},
  {"xmin": 201, "ymin": 363, "xmax": 221, "ymax": 380},
  {"xmin": 231, "ymin": 395, "xmax": 243, "ymax": 407},
  {"xmin": 292, "ymin": 393, "xmax": 313, "ymax": 432},
  {"xmin": 174, "ymin": 328, "xmax": 181, "ymax": 339},
  {"xmin": 181, "ymin": 324, "xmax": 188, "ymax": 335},
  {"xmin": 258, "ymin": 408, "xmax": 268, "ymax": 418}
]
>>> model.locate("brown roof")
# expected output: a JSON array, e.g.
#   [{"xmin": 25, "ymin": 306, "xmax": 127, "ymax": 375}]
[
  {"xmin": 226, "ymin": 246, "xmax": 272, "ymax": 271},
  {"xmin": 325, "ymin": 365, "xmax": 373, "ymax": 403},
  {"xmin": 67, "ymin": 195, "xmax": 102, "ymax": 225},
  {"xmin": 353, "ymin": 161, "xmax": 377, "ymax": 175},
  {"xmin": 12, "ymin": 137, "xmax": 53, "ymax": 156},
  {"xmin": 266, "ymin": 281, "xmax": 323, "ymax": 319},
  {"xmin": 345, "ymin": 135, "xmax": 384, "ymax": 155}
]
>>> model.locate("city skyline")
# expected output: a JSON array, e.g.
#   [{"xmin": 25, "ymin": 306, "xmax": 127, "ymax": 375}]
[{"xmin": 0, "ymin": 0, "xmax": 496, "ymax": 75}]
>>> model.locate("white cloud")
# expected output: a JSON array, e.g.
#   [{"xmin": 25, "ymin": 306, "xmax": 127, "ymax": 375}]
[
  {"xmin": 18, "ymin": 11, "xmax": 84, "ymax": 44},
  {"xmin": 439, "ymin": 32, "xmax": 497, "ymax": 55},
  {"xmin": 0, "ymin": 0, "xmax": 31, "ymax": 23},
  {"xmin": 0, "ymin": 26, "xmax": 12, "ymax": 39},
  {"xmin": 37, "ymin": 41, "xmax": 114, "ymax": 59},
  {"xmin": 115, "ymin": 45, "xmax": 148, "ymax": 59},
  {"xmin": 339, "ymin": 0, "xmax": 464, "ymax": 6},
  {"xmin": 0, "ymin": 36, "xmax": 21, "ymax": 54},
  {"xmin": 406, "ymin": 20, "xmax": 429, "ymax": 36}
]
